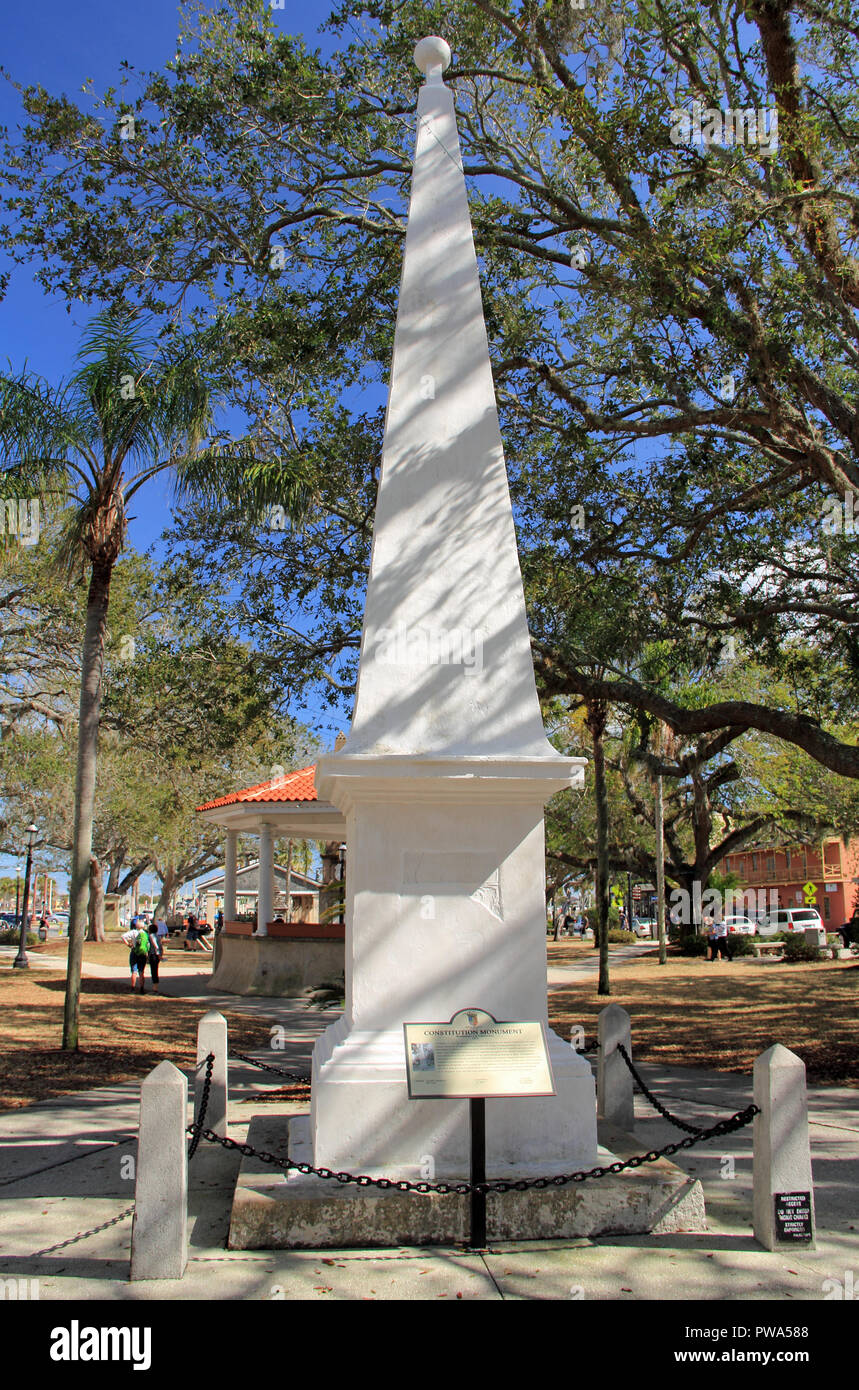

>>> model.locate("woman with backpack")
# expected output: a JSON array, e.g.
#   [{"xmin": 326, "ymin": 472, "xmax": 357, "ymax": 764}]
[
  {"xmin": 147, "ymin": 925, "xmax": 164, "ymax": 993},
  {"xmin": 122, "ymin": 918, "xmax": 152, "ymax": 993}
]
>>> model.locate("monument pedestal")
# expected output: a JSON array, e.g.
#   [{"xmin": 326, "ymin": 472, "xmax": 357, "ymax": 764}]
[
  {"xmin": 308, "ymin": 765, "xmax": 598, "ymax": 1179},
  {"xmin": 228, "ymin": 1114, "xmax": 706, "ymax": 1249},
  {"xmin": 310, "ymin": 1017, "xmax": 597, "ymax": 1179}
]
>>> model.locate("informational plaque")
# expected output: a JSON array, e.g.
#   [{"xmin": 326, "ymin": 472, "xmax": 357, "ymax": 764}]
[
  {"xmin": 773, "ymin": 1191, "xmax": 814, "ymax": 1242},
  {"xmin": 403, "ymin": 1008, "xmax": 555, "ymax": 1099}
]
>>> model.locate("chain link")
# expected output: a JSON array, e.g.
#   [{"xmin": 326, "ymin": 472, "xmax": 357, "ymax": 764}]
[
  {"xmin": 187, "ymin": 1097, "xmax": 758, "ymax": 1195},
  {"xmin": 29, "ymin": 1203, "xmax": 136, "ymax": 1259},
  {"xmin": 207, "ymin": 1044, "xmax": 759, "ymax": 1192},
  {"xmin": 615, "ymin": 1043, "xmax": 757, "ymax": 1136},
  {"xmin": 189, "ymin": 1051, "xmax": 215, "ymax": 1158},
  {"xmin": 232, "ymin": 1050, "xmax": 311, "ymax": 1085}
]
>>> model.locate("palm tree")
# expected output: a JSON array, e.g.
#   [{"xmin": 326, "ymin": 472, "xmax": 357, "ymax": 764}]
[{"xmin": 0, "ymin": 311, "xmax": 310, "ymax": 1048}]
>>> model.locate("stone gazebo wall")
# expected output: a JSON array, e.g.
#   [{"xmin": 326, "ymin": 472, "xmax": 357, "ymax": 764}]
[{"xmin": 209, "ymin": 922, "xmax": 345, "ymax": 997}]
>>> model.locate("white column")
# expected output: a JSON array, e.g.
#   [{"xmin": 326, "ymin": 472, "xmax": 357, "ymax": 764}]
[
  {"xmin": 257, "ymin": 823, "xmax": 273, "ymax": 936},
  {"xmin": 753, "ymin": 1043, "xmax": 815, "ymax": 1250},
  {"xmin": 196, "ymin": 1010, "xmax": 228, "ymax": 1139},
  {"xmin": 224, "ymin": 830, "xmax": 237, "ymax": 921},
  {"xmin": 597, "ymin": 1004, "xmax": 634, "ymax": 1132},
  {"xmin": 130, "ymin": 1061, "xmax": 188, "ymax": 1281}
]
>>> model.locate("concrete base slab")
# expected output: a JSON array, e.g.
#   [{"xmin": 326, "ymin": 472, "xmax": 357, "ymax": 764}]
[{"xmin": 228, "ymin": 1114, "xmax": 706, "ymax": 1249}]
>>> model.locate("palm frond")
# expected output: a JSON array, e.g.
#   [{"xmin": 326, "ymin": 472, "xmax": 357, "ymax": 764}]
[
  {"xmin": 0, "ymin": 370, "xmax": 88, "ymax": 493},
  {"xmin": 71, "ymin": 311, "xmax": 218, "ymax": 473},
  {"xmin": 173, "ymin": 441, "xmax": 316, "ymax": 525}
]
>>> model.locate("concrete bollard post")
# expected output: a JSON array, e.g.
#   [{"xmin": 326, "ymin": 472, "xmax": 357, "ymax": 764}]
[
  {"xmin": 130, "ymin": 1061, "xmax": 188, "ymax": 1280},
  {"xmin": 597, "ymin": 1004, "xmax": 634, "ymax": 1132},
  {"xmin": 753, "ymin": 1044, "xmax": 816, "ymax": 1251},
  {"xmin": 196, "ymin": 1010, "xmax": 228, "ymax": 1138}
]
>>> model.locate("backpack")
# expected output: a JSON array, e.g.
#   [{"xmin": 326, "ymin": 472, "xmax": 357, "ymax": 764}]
[{"xmin": 136, "ymin": 927, "xmax": 151, "ymax": 956}]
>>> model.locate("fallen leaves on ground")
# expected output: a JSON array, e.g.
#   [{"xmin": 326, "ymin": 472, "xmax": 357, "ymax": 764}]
[
  {"xmin": 0, "ymin": 970, "xmax": 268, "ymax": 1110},
  {"xmin": 548, "ymin": 952, "xmax": 859, "ymax": 1085}
]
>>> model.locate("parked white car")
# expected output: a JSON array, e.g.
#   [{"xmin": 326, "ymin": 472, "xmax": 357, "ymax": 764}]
[
  {"xmin": 722, "ymin": 914, "xmax": 757, "ymax": 935},
  {"xmin": 758, "ymin": 907, "xmax": 824, "ymax": 936},
  {"xmin": 631, "ymin": 917, "xmax": 654, "ymax": 938}
]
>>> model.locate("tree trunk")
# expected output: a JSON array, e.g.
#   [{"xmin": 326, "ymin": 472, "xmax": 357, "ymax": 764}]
[
  {"xmin": 587, "ymin": 701, "xmax": 611, "ymax": 996},
  {"xmin": 63, "ymin": 559, "xmax": 112, "ymax": 1050},
  {"xmin": 319, "ymin": 840, "xmax": 342, "ymax": 924},
  {"xmin": 105, "ymin": 855, "xmax": 123, "ymax": 895},
  {"xmin": 154, "ymin": 867, "xmax": 178, "ymax": 919},
  {"xmin": 86, "ymin": 855, "xmax": 105, "ymax": 941},
  {"xmin": 655, "ymin": 773, "xmax": 667, "ymax": 965}
]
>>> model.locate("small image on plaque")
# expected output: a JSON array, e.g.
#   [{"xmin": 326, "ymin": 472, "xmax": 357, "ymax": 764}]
[{"xmin": 410, "ymin": 1042, "xmax": 436, "ymax": 1072}]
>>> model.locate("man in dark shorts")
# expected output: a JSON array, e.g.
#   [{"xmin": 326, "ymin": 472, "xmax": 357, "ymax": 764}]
[{"xmin": 122, "ymin": 920, "xmax": 150, "ymax": 992}]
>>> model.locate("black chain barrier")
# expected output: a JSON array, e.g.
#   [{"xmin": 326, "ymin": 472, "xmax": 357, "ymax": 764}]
[
  {"xmin": 24, "ymin": 1046, "xmax": 760, "ymax": 1261},
  {"xmin": 617, "ymin": 1042, "xmax": 759, "ymax": 1136},
  {"xmin": 29, "ymin": 1204, "xmax": 137, "ymax": 1260},
  {"xmin": 189, "ymin": 1052, "xmax": 215, "ymax": 1158},
  {"xmin": 232, "ymin": 1050, "xmax": 311, "ymax": 1085},
  {"xmin": 188, "ymin": 1072, "xmax": 759, "ymax": 1196}
]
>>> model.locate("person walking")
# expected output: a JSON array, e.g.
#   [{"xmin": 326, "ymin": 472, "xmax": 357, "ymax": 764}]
[
  {"xmin": 147, "ymin": 924, "xmax": 164, "ymax": 993},
  {"xmin": 707, "ymin": 915, "xmax": 728, "ymax": 962},
  {"xmin": 183, "ymin": 911, "xmax": 198, "ymax": 951},
  {"xmin": 122, "ymin": 919, "xmax": 151, "ymax": 993},
  {"xmin": 154, "ymin": 914, "xmax": 169, "ymax": 954}
]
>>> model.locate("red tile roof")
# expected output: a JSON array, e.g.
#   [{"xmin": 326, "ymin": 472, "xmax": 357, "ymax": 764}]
[{"xmin": 197, "ymin": 764, "xmax": 318, "ymax": 811}]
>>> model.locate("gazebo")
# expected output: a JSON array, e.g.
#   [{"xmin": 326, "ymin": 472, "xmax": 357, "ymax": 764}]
[{"xmin": 196, "ymin": 764, "xmax": 347, "ymax": 995}]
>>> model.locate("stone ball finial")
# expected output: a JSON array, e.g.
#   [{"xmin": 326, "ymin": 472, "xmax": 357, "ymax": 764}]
[{"xmin": 414, "ymin": 36, "xmax": 451, "ymax": 76}]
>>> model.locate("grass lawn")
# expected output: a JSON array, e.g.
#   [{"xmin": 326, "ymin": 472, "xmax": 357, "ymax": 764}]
[
  {"xmin": 0, "ymin": 968, "xmax": 272, "ymax": 1111},
  {"xmin": 2, "ymin": 936, "xmax": 853, "ymax": 1109},
  {"xmin": 24, "ymin": 934, "xmax": 206, "ymax": 969},
  {"xmin": 547, "ymin": 947, "xmax": 859, "ymax": 1086}
]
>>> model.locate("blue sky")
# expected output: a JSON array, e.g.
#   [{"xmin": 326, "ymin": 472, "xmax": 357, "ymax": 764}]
[
  {"xmin": 0, "ymin": 1, "xmax": 341, "ymax": 894},
  {"xmin": 0, "ymin": 0, "xmax": 339, "ymax": 551}
]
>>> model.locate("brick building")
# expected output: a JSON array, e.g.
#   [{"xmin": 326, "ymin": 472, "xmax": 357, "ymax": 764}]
[{"xmin": 717, "ymin": 837, "xmax": 859, "ymax": 924}]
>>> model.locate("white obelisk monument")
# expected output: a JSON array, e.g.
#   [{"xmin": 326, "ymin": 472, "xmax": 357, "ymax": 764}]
[{"xmin": 311, "ymin": 36, "xmax": 597, "ymax": 1179}]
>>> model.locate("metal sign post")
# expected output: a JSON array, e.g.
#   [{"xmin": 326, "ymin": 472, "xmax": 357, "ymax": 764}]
[{"xmin": 469, "ymin": 1097, "xmax": 487, "ymax": 1249}]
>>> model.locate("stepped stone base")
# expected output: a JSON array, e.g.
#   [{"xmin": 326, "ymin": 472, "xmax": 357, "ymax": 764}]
[{"xmin": 227, "ymin": 1114, "xmax": 706, "ymax": 1249}]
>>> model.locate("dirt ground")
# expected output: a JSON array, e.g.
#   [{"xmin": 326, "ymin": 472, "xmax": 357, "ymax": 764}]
[
  {"xmin": 547, "ymin": 943, "xmax": 859, "ymax": 1086},
  {"xmin": 0, "ymin": 968, "xmax": 270, "ymax": 1110},
  {"xmin": 1, "ymin": 939, "xmax": 854, "ymax": 1109}
]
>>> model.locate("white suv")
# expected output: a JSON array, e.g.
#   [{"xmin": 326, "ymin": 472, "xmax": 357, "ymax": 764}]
[{"xmin": 758, "ymin": 907, "xmax": 824, "ymax": 936}]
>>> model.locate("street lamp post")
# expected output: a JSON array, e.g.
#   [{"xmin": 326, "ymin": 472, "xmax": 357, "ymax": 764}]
[{"xmin": 13, "ymin": 824, "xmax": 38, "ymax": 970}]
